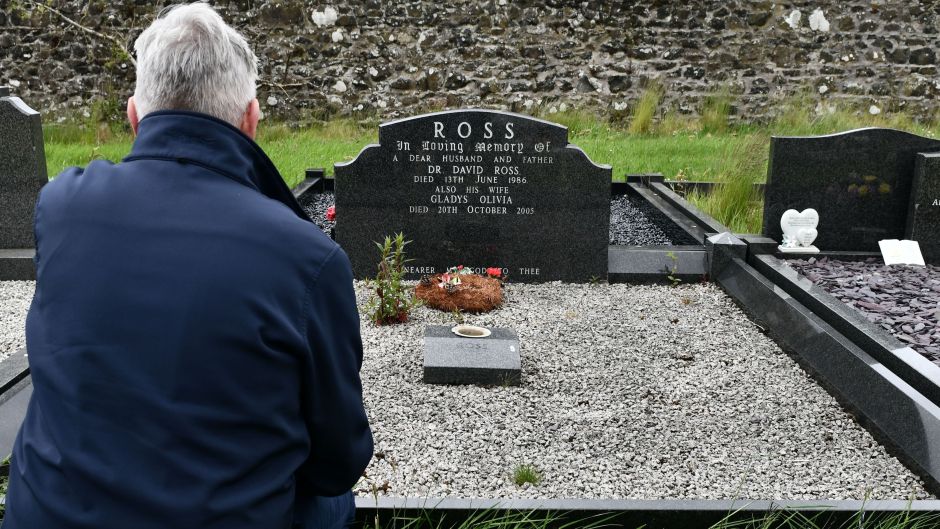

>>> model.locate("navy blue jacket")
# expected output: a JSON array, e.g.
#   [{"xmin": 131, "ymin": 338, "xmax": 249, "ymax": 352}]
[{"xmin": 4, "ymin": 111, "xmax": 373, "ymax": 529}]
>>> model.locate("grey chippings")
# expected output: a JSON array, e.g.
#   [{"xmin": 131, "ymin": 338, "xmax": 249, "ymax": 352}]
[
  {"xmin": 355, "ymin": 281, "xmax": 931, "ymax": 500},
  {"xmin": 0, "ymin": 280, "xmax": 932, "ymax": 500},
  {"xmin": 0, "ymin": 281, "xmax": 34, "ymax": 362}
]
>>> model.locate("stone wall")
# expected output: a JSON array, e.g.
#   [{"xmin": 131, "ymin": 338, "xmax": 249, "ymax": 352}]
[{"xmin": 1, "ymin": 0, "xmax": 938, "ymax": 123}]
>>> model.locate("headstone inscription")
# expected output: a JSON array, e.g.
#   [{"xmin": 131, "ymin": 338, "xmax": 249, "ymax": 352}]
[
  {"xmin": 335, "ymin": 109, "xmax": 611, "ymax": 283},
  {"xmin": 778, "ymin": 208, "xmax": 819, "ymax": 253},
  {"xmin": 763, "ymin": 128, "xmax": 940, "ymax": 252},
  {"xmin": 0, "ymin": 91, "xmax": 48, "ymax": 248},
  {"xmin": 907, "ymin": 152, "xmax": 940, "ymax": 264}
]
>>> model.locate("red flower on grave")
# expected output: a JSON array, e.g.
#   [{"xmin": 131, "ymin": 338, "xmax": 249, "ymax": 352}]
[
  {"xmin": 486, "ymin": 267, "xmax": 501, "ymax": 278},
  {"xmin": 326, "ymin": 205, "xmax": 336, "ymax": 221}
]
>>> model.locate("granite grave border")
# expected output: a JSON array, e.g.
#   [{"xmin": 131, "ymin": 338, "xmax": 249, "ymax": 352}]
[
  {"xmin": 750, "ymin": 252, "xmax": 940, "ymax": 407},
  {"xmin": 353, "ymin": 497, "xmax": 940, "ymax": 529},
  {"xmin": 707, "ymin": 234, "xmax": 940, "ymax": 493}
]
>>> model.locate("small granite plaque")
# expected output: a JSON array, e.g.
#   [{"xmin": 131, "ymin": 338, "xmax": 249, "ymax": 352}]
[
  {"xmin": 907, "ymin": 152, "xmax": 940, "ymax": 264},
  {"xmin": 335, "ymin": 109, "xmax": 611, "ymax": 283},
  {"xmin": 423, "ymin": 325, "xmax": 521, "ymax": 386},
  {"xmin": 763, "ymin": 128, "xmax": 940, "ymax": 251},
  {"xmin": 0, "ymin": 93, "xmax": 47, "ymax": 248}
]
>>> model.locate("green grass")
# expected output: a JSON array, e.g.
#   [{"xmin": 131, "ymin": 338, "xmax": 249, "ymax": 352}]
[
  {"xmin": 40, "ymin": 96, "xmax": 940, "ymax": 232},
  {"xmin": 512, "ymin": 464, "xmax": 541, "ymax": 487},
  {"xmin": 357, "ymin": 506, "xmax": 940, "ymax": 529}
]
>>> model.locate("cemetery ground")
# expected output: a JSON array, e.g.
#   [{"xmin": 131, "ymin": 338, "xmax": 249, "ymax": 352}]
[{"xmin": 5, "ymin": 99, "xmax": 940, "ymax": 528}]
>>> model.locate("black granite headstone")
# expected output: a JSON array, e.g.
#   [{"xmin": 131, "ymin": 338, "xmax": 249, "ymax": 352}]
[
  {"xmin": 335, "ymin": 109, "xmax": 611, "ymax": 282},
  {"xmin": 763, "ymin": 128, "xmax": 940, "ymax": 251},
  {"xmin": 0, "ymin": 93, "xmax": 47, "ymax": 249},
  {"xmin": 907, "ymin": 152, "xmax": 940, "ymax": 264}
]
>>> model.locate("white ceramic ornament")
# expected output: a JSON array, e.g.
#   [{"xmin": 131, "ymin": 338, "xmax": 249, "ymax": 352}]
[{"xmin": 779, "ymin": 208, "xmax": 820, "ymax": 253}]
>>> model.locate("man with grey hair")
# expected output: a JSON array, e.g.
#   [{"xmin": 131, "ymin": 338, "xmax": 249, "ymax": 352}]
[{"xmin": 3, "ymin": 3, "xmax": 372, "ymax": 529}]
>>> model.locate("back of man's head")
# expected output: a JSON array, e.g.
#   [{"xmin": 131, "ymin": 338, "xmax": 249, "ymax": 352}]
[{"xmin": 133, "ymin": 2, "xmax": 258, "ymax": 127}]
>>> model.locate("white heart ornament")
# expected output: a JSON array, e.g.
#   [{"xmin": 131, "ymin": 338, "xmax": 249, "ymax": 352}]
[
  {"xmin": 797, "ymin": 228, "xmax": 818, "ymax": 247},
  {"xmin": 780, "ymin": 209, "xmax": 819, "ymax": 247}
]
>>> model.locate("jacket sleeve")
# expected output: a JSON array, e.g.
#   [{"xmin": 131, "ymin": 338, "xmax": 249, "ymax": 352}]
[{"xmin": 296, "ymin": 246, "xmax": 373, "ymax": 496}]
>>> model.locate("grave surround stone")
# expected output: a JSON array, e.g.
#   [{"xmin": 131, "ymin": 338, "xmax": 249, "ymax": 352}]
[
  {"xmin": 0, "ymin": 91, "xmax": 47, "ymax": 249},
  {"xmin": 763, "ymin": 128, "xmax": 940, "ymax": 252},
  {"xmin": 423, "ymin": 325, "xmax": 521, "ymax": 386},
  {"xmin": 335, "ymin": 109, "xmax": 611, "ymax": 283},
  {"xmin": 907, "ymin": 153, "xmax": 940, "ymax": 264}
]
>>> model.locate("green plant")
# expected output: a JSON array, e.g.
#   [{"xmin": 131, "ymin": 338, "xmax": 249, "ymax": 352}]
[
  {"xmin": 687, "ymin": 133, "xmax": 767, "ymax": 233},
  {"xmin": 628, "ymin": 80, "xmax": 663, "ymax": 135},
  {"xmin": 512, "ymin": 464, "xmax": 542, "ymax": 487},
  {"xmin": 701, "ymin": 87, "xmax": 733, "ymax": 135},
  {"xmin": 665, "ymin": 251, "xmax": 682, "ymax": 287},
  {"xmin": 366, "ymin": 233, "xmax": 421, "ymax": 325},
  {"xmin": 450, "ymin": 307, "xmax": 465, "ymax": 325}
]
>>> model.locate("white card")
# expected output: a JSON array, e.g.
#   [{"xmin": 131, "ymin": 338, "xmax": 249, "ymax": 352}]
[{"xmin": 879, "ymin": 239, "xmax": 926, "ymax": 266}]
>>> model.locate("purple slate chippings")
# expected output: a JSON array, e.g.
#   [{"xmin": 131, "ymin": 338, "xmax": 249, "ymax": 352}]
[{"xmin": 788, "ymin": 257, "xmax": 940, "ymax": 367}]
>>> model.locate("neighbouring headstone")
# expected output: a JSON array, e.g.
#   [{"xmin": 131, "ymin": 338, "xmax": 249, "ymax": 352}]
[
  {"xmin": 423, "ymin": 325, "xmax": 521, "ymax": 386},
  {"xmin": 763, "ymin": 128, "xmax": 940, "ymax": 252},
  {"xmin": 0, "ymin": 90, "xmax": 47, "ymax": 249},
  {"xmin": 907, "ymin": 152, "xmax": 940, "ymax": 264},
  {"xmin": 335, "ymin": 109, "xmax": 611, "ymax": 283}
]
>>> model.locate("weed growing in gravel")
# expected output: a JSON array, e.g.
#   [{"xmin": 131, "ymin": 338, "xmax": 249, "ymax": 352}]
[
  {"xmin": 366, "ymin": 233, "xmax": 421, "ymax": 325},
  {"xmin": 512, "ymin": 464, "xmax": 542, "ymax": 487},
  {"xmin": 665, "ymin": 251, "xmax": 682, "ymax": 287}
]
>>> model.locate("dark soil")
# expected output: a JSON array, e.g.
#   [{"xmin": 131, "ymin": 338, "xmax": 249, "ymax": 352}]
[
  {"xmin": 788, "ymin": 257, "xmax": 940, "ymax": 367},
  {"xmin": 299, "ymin": 192, "xmax": 695, "ymax": 246}
]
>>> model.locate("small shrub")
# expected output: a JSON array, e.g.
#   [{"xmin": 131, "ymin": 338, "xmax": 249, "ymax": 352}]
[
  {"xmin": 512, "ymin": 464, "xmax": 541, "ymax": 487},
  {"xmin": 366, "ymin": 233, "xmax": 421, "ymax": 325},
  {"xmin": 628, "ymin": 81, "xmax": 662, "ymax": 135}
]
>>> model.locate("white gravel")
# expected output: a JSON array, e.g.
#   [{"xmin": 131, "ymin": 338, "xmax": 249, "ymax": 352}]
[
  {"xmin": 355, "ymin": 281, "xmax": 932, "ymax": 500},
  {"xmin": 0, "ymin": 281, "xmax": 34, "ymax": 362},
  {"xmin": 1, "ymin": 279, "xmax": 931, "ymax": 500}
]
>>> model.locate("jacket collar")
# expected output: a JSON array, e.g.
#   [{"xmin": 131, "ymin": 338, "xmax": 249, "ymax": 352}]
[{"xmin": 125, "ymin": 110, "xmax": 310, "ymax": 222}]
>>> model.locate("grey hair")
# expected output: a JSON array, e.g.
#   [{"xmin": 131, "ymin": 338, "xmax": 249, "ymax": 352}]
[{"xmin": 133, "ymin": 2, "xmax": 258, "ymax": 127}]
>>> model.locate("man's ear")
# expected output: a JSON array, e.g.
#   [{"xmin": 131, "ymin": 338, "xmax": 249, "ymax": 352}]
[
  {"xmin": 127, "ymin": 96, "xmax": 140, "ymax": 136},
  {"xmin": 239, "ymin": 98, "xmax": 261, "ymax": 140}
]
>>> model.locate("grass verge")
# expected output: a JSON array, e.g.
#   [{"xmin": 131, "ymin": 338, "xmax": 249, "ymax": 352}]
[{"xmin": 40, "ymin": 96, "xmax": 940, "ymax": 232}]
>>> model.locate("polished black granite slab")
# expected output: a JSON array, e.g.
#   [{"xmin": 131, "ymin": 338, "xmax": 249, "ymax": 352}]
[
  {"xmin": 907, "ymin": 153, "xmax": 940, "ymax": 264},
  {"xmin": 751, "ymin": 254, "xmax": 940, "ymax": 406},
  {"xmin": 0, "ymin": 94, "xmax": 47, "ymax": 249},
  {"xmin": 0, "ymin": 248, "xmax": 36, "ymax": 280},
  {"xmin": 763, "ymin": 128, "xmax": 940, "ymax": 251},
  {"xmin": 705, "ymin": 232, "xmax": 747, "ymax": 279},
  {"xmin": 607, "ymin": 246, "xmax": 706, "ymax": 284},
  {"xmin": 334, "ymin": 109, "xmax": 610, "ymax": 283},
  {"xmin": 423, "ymin": 325, "xmax": 520, "ymax": 386}
]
